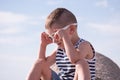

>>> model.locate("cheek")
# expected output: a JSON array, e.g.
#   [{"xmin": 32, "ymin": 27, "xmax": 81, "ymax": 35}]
[
  {"xmin": 69, "ymin": 31, "xmax": 75, "ymax": 39},
  {"xmin": 70, "ymin": 30, "xmax": 74, "ymax": 35},
  {"xmin": 66, "ymin": 29, "xmax": 73, "ymax": 36}
]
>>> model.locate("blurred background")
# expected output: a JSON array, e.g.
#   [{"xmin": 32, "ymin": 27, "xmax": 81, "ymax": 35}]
[{"xmin": 0, "ymin": 0, "xmax": 120, "ymax": 80}]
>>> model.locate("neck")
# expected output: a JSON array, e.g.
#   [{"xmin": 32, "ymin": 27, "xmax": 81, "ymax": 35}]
[{"xmin": 71, "ymin": 33, "xmax": 80, "ymax": 46}]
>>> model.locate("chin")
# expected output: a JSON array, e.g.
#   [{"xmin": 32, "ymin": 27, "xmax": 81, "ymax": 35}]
[
  {"xmin": 57, "ymin": 42, "xmax": 64, "ymax": 48},
  {"xmin": 57, "ymin": 42, "xmax": 61, "ymax": 46}
]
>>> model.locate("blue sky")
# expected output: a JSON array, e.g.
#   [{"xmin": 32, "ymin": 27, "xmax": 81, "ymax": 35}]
[{"xmin": 0, "ymin": 0, "xmax": 120, "ymax": 80}]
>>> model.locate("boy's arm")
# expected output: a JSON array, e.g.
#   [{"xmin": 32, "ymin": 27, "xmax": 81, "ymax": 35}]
[
  {"xmin": 63, "ymin": 35, "xmax": 93, "ymax": 63},
  {"xmin": 62, "ymin": 35, "xmax": 92, "ymax": 80},
  {"xmin": 38, "ymin": 32, "xmax": 56, "ymax": 66},
  {"xmin": 38, "ymin": 44, "xmax": 56, "ymax": 66},
  {"xmin": 56, "ymin": 30, "xmax": 93, "ymax": 64},
  {"xmin": 38, "ymin": 43, "xmax": 47, "ymax": 60}
]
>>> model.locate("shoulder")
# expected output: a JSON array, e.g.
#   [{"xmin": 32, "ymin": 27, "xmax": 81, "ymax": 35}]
[
  {"xmin": 78, "ymin": 40, "xmax": 95, "ymax": 59},
  {"xmin": 78, "ymin": 40, "xmax": 91, "ymax": 49}
]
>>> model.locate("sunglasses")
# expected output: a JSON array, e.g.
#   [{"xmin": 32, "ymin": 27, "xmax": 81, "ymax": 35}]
[{"xmin": 47, "ymin": 23, "xmax": 77, "ymax": 41}]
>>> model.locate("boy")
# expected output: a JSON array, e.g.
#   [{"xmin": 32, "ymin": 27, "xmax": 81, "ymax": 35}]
[{"xmin": 27, "ymin": 8, "xmax": 96, "ymax": 80}]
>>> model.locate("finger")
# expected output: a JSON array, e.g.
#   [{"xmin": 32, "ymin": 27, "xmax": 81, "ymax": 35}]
[
  {"xmin": 43, "ymin": 32, "xmax": 53, "ymax": 42},
  {"xmin": 42, "ymin": 32, "xmax": 49, "ymax": 39},
  {"xmin": 41, "ymin": 32, "xmax": 47, "ymax": 39},
  {"xmin": 54, "ymin": 33, "xmax": 59, "ymax": 40}
]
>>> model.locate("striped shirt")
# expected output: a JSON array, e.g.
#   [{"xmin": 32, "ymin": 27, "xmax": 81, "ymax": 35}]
[{"xmin": 56, "ymin": 38, "xmax": 96, "ymax": 80}]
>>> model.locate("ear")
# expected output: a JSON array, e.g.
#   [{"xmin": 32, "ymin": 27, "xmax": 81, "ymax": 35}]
[{"xmin": 69, "ymin": 25, "xmax": 76, "ymax": 34}]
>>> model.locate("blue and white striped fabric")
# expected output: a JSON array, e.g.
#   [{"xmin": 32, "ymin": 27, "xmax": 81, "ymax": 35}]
[{"xmin": 56, "ymin": 38, "xmax": 96, "ymax": 80}]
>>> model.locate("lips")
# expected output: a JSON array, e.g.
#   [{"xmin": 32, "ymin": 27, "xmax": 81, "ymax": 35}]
[
  {"xmin": 55, "ymin": 39, "xmax": 63, "ymax": 46},
  {"xmin": 57, "ymin": 42, "xmax": 61, "ymax": 45}
]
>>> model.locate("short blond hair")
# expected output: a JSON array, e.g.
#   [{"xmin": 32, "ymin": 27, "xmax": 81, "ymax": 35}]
[{"xmin": 45, "ymin": 8, "xmax": 77, "ymax": 29}]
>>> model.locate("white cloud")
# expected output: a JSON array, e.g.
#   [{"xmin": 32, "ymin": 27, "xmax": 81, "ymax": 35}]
[
  {"xmin": 0, "ymin": 54, "xmax": 36, "ymax": 80},
  {"xmin": 0, "ymin": 11, "xmax": 46, "ymax": 26},
  {"xmin": 0, "ymin": 12, "xmax": 45, "ymax": 36},
  {"xmin": 87, "ymin": 11, "xmax": 120, "ymax": 34},
  {"xmin": 0, "ymin": 27, "xmax": 22, "ymax": 34},
  {"xmin": 0, "ymin": 11, "xmax": 28, "ymax": 25},
  {"xmin": 0, "ymin": 54, "xmax": 35, "ymax": 63},
  {"xmin": 95, "ymin": 0, "xmax": 108, "ymax": 8},
  {"xmin": 0, "ymin": 11, "xmax": 44, "ymax": 46},
  {"xmin": 27, "ymin": 15, "xmax": 47, "ymax": 25},
  {"xmin": 0, "ymin": 36, "xmax": 34, "ymax": 46},
  {"xmin": 87, "ymin": 22, "xmax": 120, "ymax": 34}
]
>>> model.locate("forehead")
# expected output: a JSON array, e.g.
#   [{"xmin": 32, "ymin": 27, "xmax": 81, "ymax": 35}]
[
  {"xmin": 46, "ymin": 29, "xmax": 54, "ymax": 35},
  {"xmin": 46, "ymin": 24, "xmax": 61, "ymax": 34},
  {"xmin": 46, "ymin": 27, "xmax": 58, "ymax": 35}
]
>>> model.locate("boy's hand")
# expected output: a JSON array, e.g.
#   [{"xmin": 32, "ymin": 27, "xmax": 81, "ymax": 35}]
[
  {"xmin": 54, "ymin": 29, "xmax": 68, "ymax": 40},
  {"xmin": 40, "ymin": 32, "xmax": 53, "ymax": 46}
]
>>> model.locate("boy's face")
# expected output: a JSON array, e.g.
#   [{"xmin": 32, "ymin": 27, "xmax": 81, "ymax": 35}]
[
  {"xmin": 46, "ymin": 23, "xmax": 77, "ymax": 47},
  {"xmin": 46, "ymin": 24, "xmax": 65, "ymax": 47}
]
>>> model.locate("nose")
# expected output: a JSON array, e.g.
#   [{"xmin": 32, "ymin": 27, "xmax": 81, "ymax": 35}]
[
  {"xmin": 52, "ymin": 37, "xmax": 58, "ymax": 43},
  {"xmin": 52, "ymin": 34, "xmax": 58, "ymax": 42}
]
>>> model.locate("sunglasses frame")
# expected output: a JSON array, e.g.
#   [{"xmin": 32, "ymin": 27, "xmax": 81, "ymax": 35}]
[{"xmin": 47, "ymin": 23, "xmax": 77, "ymax": 41}]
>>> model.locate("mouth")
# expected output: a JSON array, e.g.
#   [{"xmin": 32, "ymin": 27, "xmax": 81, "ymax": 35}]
[
  {"xmin": 57, "ymin": 42, "xmax": 61, "ymax": 45},
  {"xmin": 55, "ymin": 39, "xmax": 63, "ymax": 46}
]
